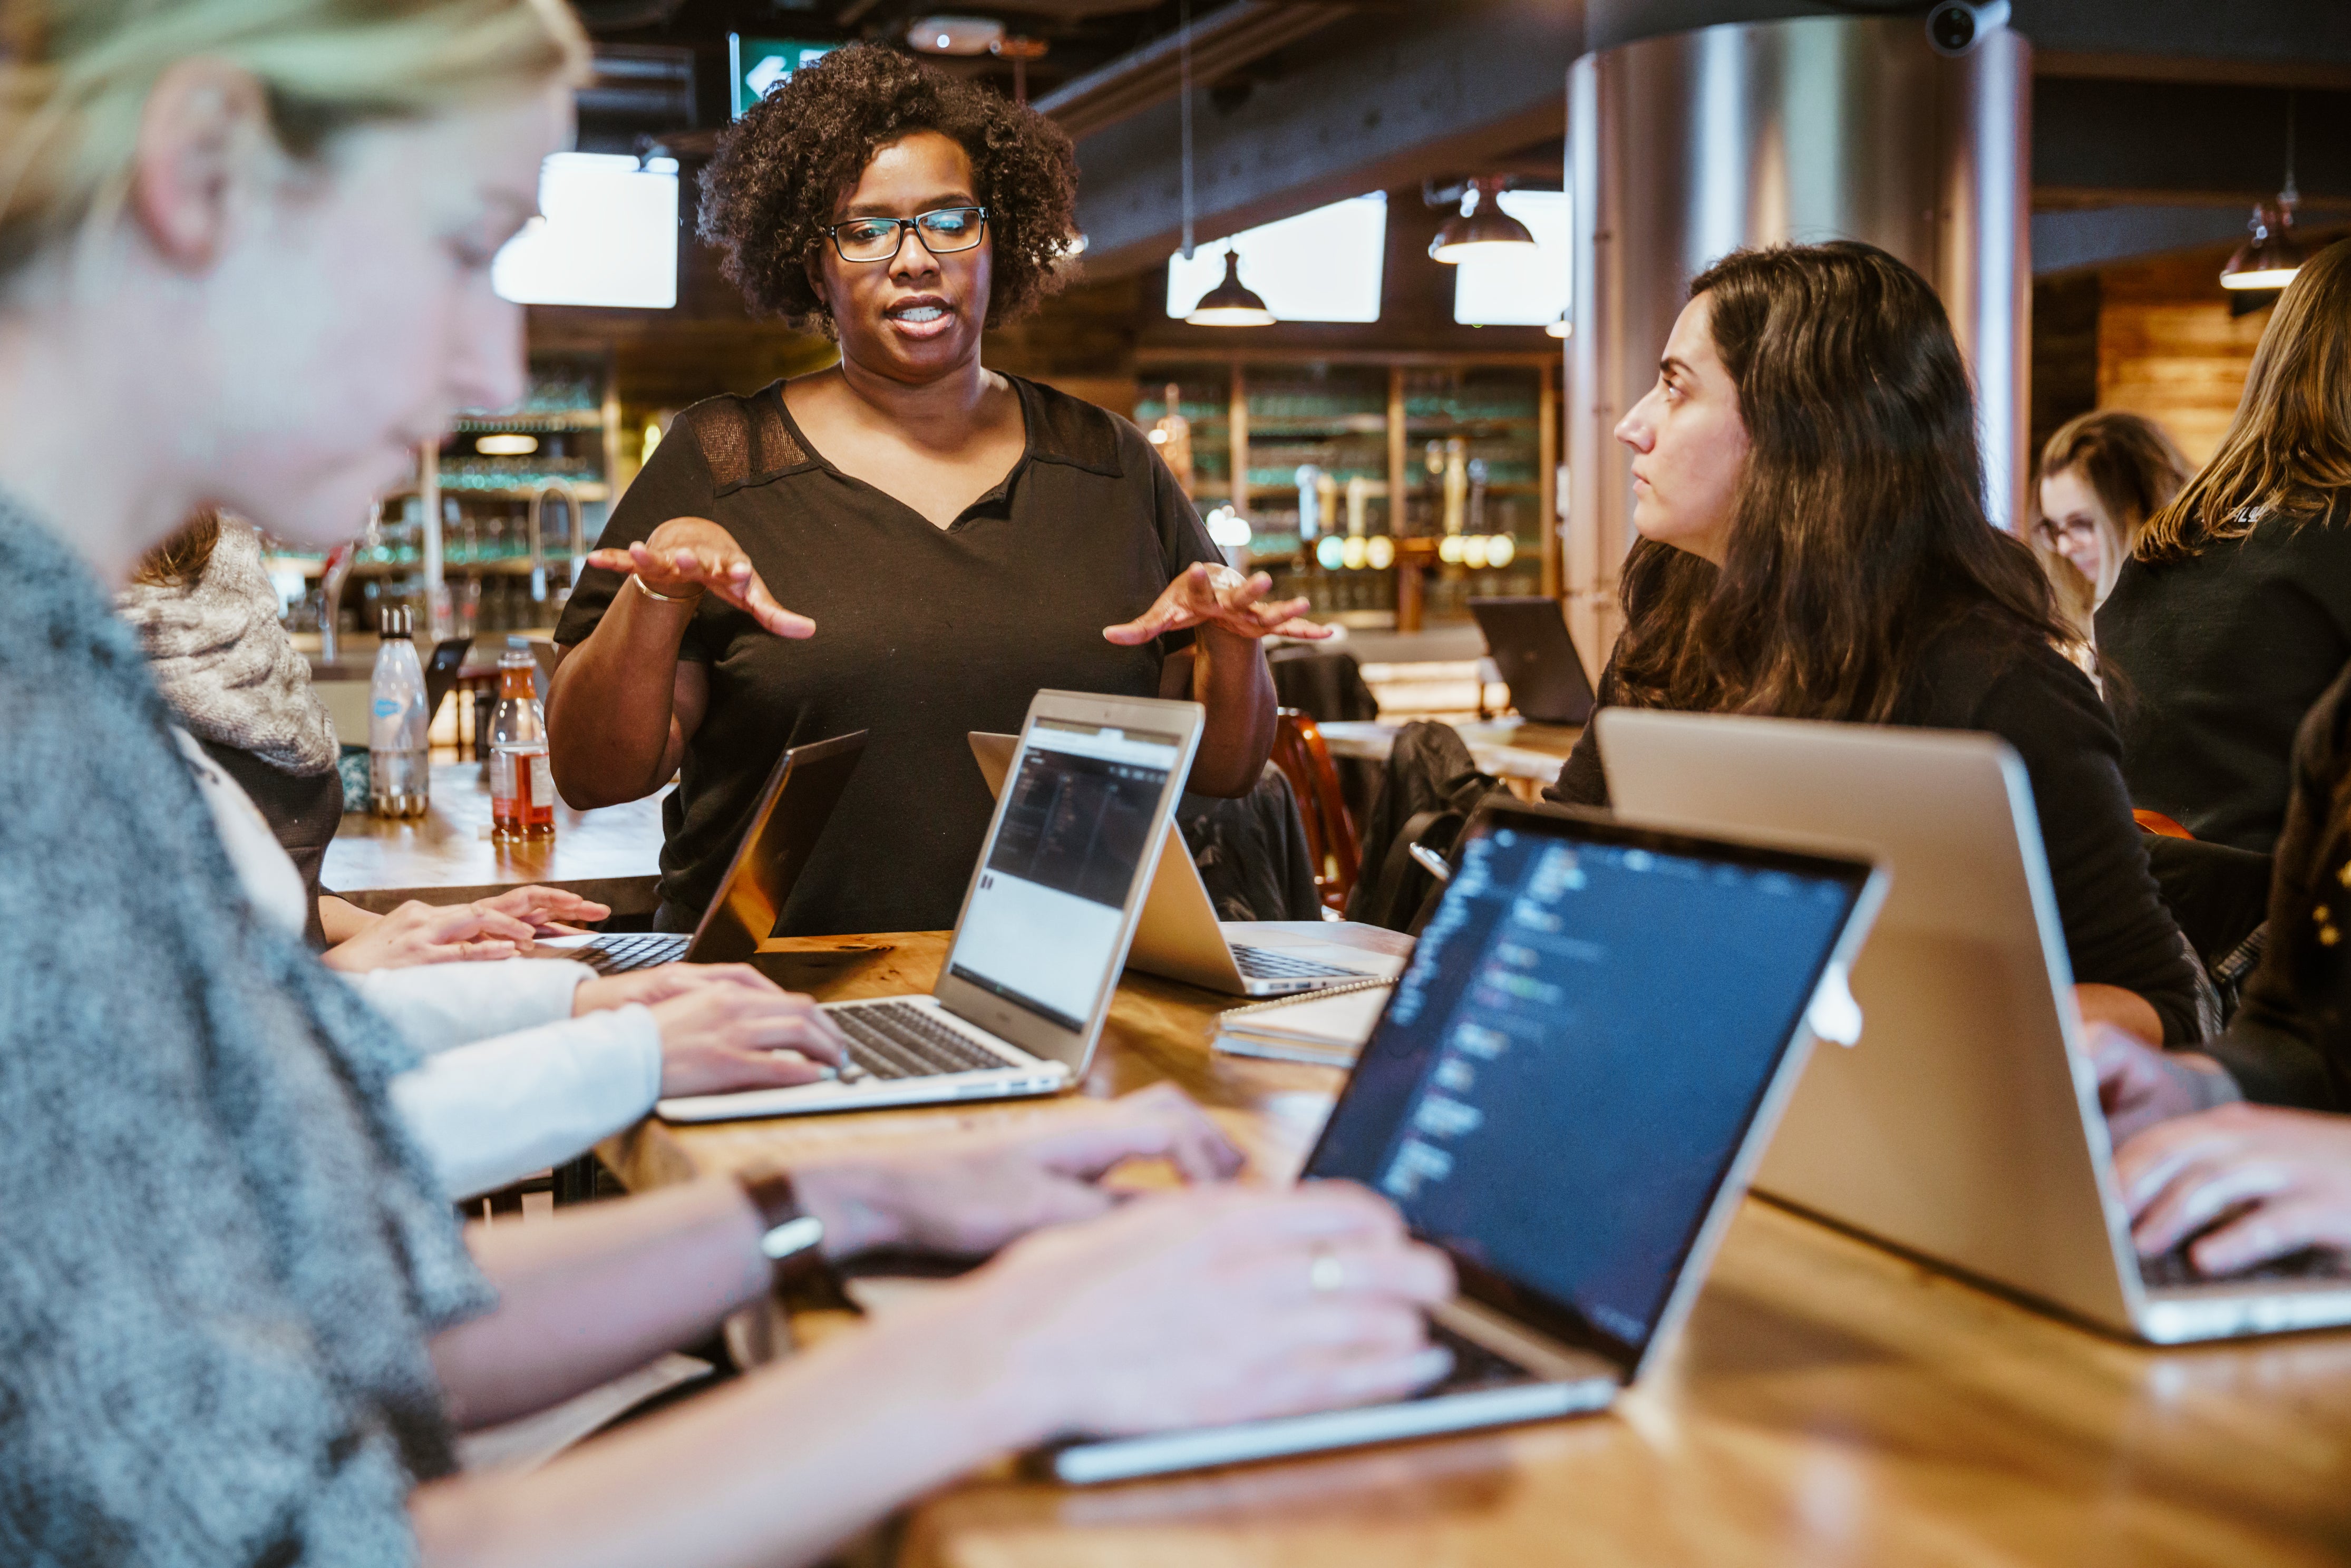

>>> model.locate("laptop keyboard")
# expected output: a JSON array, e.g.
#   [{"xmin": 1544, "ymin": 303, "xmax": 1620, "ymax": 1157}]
[
  {"xmin": 2139, "ymin": 1244, "xmax": 2351, "ymax": 1290},
  {"xmin": 1420, "ymin": 1319, "xmax": 1540, "ymax": 1396},
  {"xmin": 1231, "ymin": 944, "xmax": 1367, "ymax": 982},
  {"xmin": 572, "ymin": 933, "xmax": 691, "ymax": 975},
  {"xmin": 832, "ymin": 1001, "xmax": 1014, "ymax": 1083}
]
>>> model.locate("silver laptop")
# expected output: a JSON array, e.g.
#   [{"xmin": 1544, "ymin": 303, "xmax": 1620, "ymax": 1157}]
[
  {"xmin": 538, "ymin": 731, "xmax": 864, "ymax": 976},
  {"xmin": 1042, "ymin": 797, "xmax": 1887, "ymax": 1484},
  {"xmin": 658, "ymin": 692, "xmax": 1204, "ymax": 1122},
  {"xmin": 971, "ymin": 731, "xmax": 1402, "ymax": 996},
  {"xmin": 1598, "ymin": 709, "xmax": 2351, "ymax": 1344}
]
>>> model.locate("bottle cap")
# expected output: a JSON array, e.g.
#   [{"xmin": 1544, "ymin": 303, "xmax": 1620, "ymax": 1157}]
[{"xmin": 379, "ymin": 605, "xmax": 411, "ymax": 637}]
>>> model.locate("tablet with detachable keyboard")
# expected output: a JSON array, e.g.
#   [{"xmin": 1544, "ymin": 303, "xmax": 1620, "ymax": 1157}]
[
  {"xmin": 658, "ymin": 690, "xmax": 1205, "ymax": 1122},
  {"xmin": 1040, "ymin": 797, "xmax": 1886, "ymax": 1484},
  {"xmin": 537, "ymin": 729, "xmax": 866, "ymax": 976}
]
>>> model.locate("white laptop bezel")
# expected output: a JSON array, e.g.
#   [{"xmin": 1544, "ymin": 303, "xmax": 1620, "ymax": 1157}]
[{"xmin": 931, "ymin": 691, "xmax": 1204, "ymax": 1069}]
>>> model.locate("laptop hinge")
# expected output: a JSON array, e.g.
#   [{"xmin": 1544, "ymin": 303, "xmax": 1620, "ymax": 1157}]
[{"xmin": 1432, "ymin": 1296, "xmax": 1623, "ymax": 1385}]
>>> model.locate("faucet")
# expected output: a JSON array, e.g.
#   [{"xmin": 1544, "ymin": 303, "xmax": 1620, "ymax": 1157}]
[
  {"xmin": 526, "ymin": 478, "xmax": 584, "ymax": 608},
  {"xmin": 317, "ymin": 499, "xmax": 380, "ymax": 665}
]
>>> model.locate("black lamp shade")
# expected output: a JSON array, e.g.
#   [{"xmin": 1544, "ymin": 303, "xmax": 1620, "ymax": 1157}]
[{"xmin": 1187, "ymin": 249, "xmax": 1275, "ymax": 327}]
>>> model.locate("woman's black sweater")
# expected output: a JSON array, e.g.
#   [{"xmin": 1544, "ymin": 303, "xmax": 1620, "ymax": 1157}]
[{"xmin": 1547, "ymin": 617, "xmax": 2204, "ymax": 1045}]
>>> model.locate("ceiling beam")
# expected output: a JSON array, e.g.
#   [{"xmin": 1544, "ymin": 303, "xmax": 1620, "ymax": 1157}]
[
  {"xmin": 1071, "ymin": 0, "xmax": 1579, "ymax": 276},
  {"xmin": 1034, "ymin": 1, "xmax": 1357, "ymax": 141}
]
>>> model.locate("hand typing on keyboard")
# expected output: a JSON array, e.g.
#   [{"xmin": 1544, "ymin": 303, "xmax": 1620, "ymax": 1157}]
[
  {"xmin": 2115, "ymin": 1101, "xmax": 2351, "ymax": 1282},
  {"xmin": 788, "ymin": 1082, "xmax": 1249, "ymax": 1258},
  {"xmin": 575, "ymin": 963, "xmax": 851, "ymax": 1098}
]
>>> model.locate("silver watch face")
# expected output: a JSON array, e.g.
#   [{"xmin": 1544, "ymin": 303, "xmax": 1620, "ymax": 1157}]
[{"xmin": 760, "ymin": 1213, "xmax": 824, "ymax": 1260}]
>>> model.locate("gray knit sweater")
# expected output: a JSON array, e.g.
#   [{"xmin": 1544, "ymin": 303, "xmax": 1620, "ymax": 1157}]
[{"xmin": 0, "ymin": 500, "xmax": 492, "ymax": 1563}]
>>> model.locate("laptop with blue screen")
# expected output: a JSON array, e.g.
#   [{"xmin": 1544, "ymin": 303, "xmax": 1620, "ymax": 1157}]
[
  {"xmin": 1043, "ymin": 796, "xmax": 1886, "ymax": 1484},
  {"xmin": 658, "ymin": 690, "xmax": 1204, "ymax": 1122}
]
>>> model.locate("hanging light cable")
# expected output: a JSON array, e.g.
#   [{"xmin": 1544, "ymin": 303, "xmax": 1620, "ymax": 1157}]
[
  {"xmin": 2222, "ymin": 89, "xmax": 2304, "ymax": 292},
  {"xmin": 1178, "ymin": 0, "xmax": 1194, "ymax": 264},
  {"xmin": 1177, "ymin": 0, "xmax": 1272, "ymax": 327}
]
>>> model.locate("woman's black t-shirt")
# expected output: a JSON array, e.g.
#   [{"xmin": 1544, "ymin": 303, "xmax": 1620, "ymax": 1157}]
[{"xmin": 554, "ymin": 374, "xmax": 1224, "ymax": 936}]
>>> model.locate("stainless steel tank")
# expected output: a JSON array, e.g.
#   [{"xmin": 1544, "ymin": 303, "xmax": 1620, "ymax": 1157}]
[{"xmin": 1562, "ymin": 13, "xmax": 2029, "ymax": 673}]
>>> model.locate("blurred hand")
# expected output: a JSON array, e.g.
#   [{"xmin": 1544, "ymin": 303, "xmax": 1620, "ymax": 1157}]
[
  {"xmin": 472, "ymin": 884, "xmax": 610, "ymax": 936},
  {"xmin": 2116, "ymin": 1102, "xmax": 2351, "ymax": 1275},
  {"xmin": 2086, "ymin": 1024, "xmax": 2237, "ymax": 1147},
  {"xmin": 577, "ymin": 963, "xmax": 848, "ymax": 1097},
  {"xmin": 927, "ymin": 1180, "xmax": 1452, "ymax": 1443},
  {"xmin": 585, "ymin": 517, "xmax": 814, "ymax": 640},
  {"xmin": 322, "ymin": 899, "xmax": 538, "ymax": 972},
  {"xmin": 1104, "ymin": 562, "xmax": 1332, "ymax": 648},
  {"xmin": 792, "ymin": 1083, "xmax": 1247, "ymax": 1259}
]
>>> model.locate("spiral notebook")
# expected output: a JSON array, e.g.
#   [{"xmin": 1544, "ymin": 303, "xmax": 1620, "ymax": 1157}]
[{"xmin": 1211, "ymin": 978, "xmax": 1393, "ymax": 1067}]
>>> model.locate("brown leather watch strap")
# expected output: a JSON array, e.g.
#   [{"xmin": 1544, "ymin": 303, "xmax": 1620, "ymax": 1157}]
[{"xmin": 735, "ymin": 1167, "xmax": 841, "ymax": 1301}]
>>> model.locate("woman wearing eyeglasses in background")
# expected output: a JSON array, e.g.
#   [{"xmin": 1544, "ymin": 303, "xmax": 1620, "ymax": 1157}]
[{"xmin": 549, "ymin": 43, "xmax": 1322, "ymax": 940}]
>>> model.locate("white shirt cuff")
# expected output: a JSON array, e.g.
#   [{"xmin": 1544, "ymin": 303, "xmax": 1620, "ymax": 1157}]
[
  {"xmin": 354, "ymin": 958, "xmax": 594, "ymax": 1057},
  {"xmin": 388, "ymin": 1005, "xmax": 663, "ymax": 1201}
]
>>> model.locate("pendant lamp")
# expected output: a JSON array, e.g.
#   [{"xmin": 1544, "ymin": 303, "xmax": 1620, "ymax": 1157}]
[
  {"xmin": 1188, "ymin": 249, "xmax": 1276, "ymax": 327},
  {"xmin": 1431, "ymin": 178, "xmax": 1537, "ymax": 265},
  {"xmin": 2222, "ymin": 92, "xmax": 2303, "ymax": 293},
  {"xmin": 1546, "ymin": 311, "xmax": 1573, "ymax": 339}
]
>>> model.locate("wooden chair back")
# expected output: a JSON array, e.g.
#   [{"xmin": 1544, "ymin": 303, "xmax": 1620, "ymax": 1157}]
[{"xmin": 1269, "ymin": 707, "xmax": 1362, "ymax": 913}]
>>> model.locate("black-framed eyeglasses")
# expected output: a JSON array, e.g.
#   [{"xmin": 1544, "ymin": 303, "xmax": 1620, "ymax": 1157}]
[{"xmin": 825, "ymin": 206, "xmax": 989, "ymax": 264}]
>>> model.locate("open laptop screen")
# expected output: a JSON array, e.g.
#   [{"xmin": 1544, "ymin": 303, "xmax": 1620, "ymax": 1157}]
[
  {"xmin": 1306, "ymin": 807, "xmax": 1866, "ymax": 1362},
  {"xmin": 946, "ymin": 719, "xmax": 1181, "ymax": 1030}
]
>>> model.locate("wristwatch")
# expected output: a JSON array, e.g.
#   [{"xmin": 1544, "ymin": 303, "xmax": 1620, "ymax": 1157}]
[{"xmin": 735, "ymin": 1166, "xmax": 838, "ymax": 1298}]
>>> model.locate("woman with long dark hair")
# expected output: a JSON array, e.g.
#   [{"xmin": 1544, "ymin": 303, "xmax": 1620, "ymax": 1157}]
[{"xmin": 1548, "ymin": 241, "xmax": 2202, "ymax": 1044}]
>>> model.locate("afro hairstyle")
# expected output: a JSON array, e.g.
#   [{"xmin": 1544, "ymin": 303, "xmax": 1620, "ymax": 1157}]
[{"xmin": 697, "ymin": 41, "xmax": 1079, "ymax": 335}]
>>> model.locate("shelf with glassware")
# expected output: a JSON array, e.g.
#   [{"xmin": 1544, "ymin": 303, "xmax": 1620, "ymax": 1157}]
[
  {"xmin": 267, "ymin": 355, "xmax": 621, "ymax": 647},
  {"xmin": 1135, "ymin": 354, "xmax": 1559, "ymax": 632}
]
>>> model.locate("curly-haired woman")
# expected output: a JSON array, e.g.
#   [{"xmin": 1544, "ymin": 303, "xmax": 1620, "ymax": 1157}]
[{"xmin": 549, "ymin": 43, "xmax": 1321, "ymax": 937}]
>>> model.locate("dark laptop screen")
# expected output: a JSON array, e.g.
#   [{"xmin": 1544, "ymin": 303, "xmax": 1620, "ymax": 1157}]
[{"xmin": 1306, "ymin": 807, "xmax": 1865, "ymax": 1362}]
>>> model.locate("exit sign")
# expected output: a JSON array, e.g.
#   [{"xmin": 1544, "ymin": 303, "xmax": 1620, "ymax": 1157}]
[{"xmin": 728, "ymin": 36, "xmax": 839, "ymax": 119}]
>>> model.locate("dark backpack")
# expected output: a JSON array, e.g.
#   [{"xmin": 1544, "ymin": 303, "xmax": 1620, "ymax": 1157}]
[{"xmin": 1344, "ymin": 720, "xmax": 1503, "ymax": 932}]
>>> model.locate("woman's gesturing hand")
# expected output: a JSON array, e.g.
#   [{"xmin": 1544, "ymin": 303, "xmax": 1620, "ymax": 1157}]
[
  {"xmin": 576, "ymin": 962, "xmax": 849, "ymax": 1097},
  {"xmin": 320, "ymin": 899, "xmax": 540, "ymax": 972},
  {"xmin": 585, "ymin": 516, "xmax": 817, "ymax": 640},
  {"xmin": 2115, "ymin": 1102, "xmax": 2351, "ymax": 1276},
  {"xmin": 1103, "ymin": 562, "xmax": 1333, "ymax": 648},
  {"xmin": 791, "ymin": 1083, "xmax": 1247, "ymax": 1258},
  {"xmin": 926, "ymin": 1180, "xmax": 1453, "ymax": 1443}
]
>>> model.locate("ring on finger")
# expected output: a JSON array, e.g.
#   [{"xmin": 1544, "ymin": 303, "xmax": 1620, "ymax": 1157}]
[{"xmin": 1309, "ymin": 1245, "xmax": 1345, "ymax": 1295}]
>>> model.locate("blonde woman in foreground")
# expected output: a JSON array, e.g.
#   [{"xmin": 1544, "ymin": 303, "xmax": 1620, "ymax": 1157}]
[{"xmin": 0, "ymin": 1, "xmax": 1448, "ymax": 1563}]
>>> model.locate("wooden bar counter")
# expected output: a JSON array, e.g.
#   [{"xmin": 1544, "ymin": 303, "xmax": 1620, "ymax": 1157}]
[
  {"xmin": 603, "ymin": 927, "xmax": 2351, "ymax": 1567},
  {"xmin": 324, "ymin": 760, "xmax": 670, "ymax": 916}
]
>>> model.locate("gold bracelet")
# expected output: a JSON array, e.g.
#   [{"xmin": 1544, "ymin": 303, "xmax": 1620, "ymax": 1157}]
[{"xmin": 633, "ymin": 573, "xmax": 704, "ymax": 605}]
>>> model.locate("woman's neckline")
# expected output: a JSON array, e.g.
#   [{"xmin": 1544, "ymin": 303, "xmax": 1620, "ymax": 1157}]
[{"xmin": 774, "ymin": 370, "xmax": 1034, "ymax": 532}]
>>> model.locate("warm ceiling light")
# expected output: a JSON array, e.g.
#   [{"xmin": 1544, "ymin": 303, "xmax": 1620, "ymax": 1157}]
[
  {"xmin": 2221, "ymin": 199, "xmax": 2301, "ymax": 290},
  {"xmin": 475, "ymin": 433, "xmax": 539, "ymax": 456},
  {"xmin": 1546, "ymin": 311, "xmax": 1573, "ymax": 339},
  {"xmin": 906, "ymin": 15, "xmax": 1003, "ymax": 55},
  {"xmin": 1187, "ymin": 248, "xmax": 1275, "ymax": 327},
  {"xmin": 1430, "ymin": 178, "xmax": 1536, "ymax": 265}
]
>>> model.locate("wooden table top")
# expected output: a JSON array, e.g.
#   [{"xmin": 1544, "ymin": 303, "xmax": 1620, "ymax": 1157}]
[
  {"xmin": 604, "ymin": 927, "xmax": 2351, "ymax": 1567},
  {"xmin": 323, "ymin": 759, "xmax": 670, "ymax": 916},
  {"xmin": 1317, "ymin": 718, "xmax": 1582, "ymax": 785}
]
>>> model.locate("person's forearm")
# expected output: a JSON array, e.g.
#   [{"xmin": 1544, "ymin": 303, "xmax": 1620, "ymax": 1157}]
[
  {"xmin": 2076, "ymin": 982, "xmax": 2164, "ymax": 1048},
  {"xmin": 431, "ymin": 1178, "xmax": 770, "ymax": 1429},
  {"xmin": 412, "ymin": 1290, "xmax": 1043, "ymax": 1568},
  {"xmin": 546, "ymin": 589, "xmax": 695, "ymax": 807},
  {"xmin": 1187, "ymin": 629, "xmax": 1276, "ymax": 797},
  {"xmin": 319, "ymin": 895, "xmax": 378, "ymax": 946}
]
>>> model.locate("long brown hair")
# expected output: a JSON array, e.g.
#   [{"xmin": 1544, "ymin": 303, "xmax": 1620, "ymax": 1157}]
[
  {"xmin": 2137, "ymin": 236, "xmax": 2351, "ymax": 561},
  {"xmin": 1609, "ymin": 242, "xmax": 2065, "ymax": 722},
  {"xmin": 2037, "ymin": 410, "xmax": 2192, "ymax": 548},
  {"xmin": 129, "ymin": 511, "xmax": 221, "ymax": 587}
]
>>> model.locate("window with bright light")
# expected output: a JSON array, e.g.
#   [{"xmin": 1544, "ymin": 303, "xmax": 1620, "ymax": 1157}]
[
  {"xmin": 1452, "ymin": 190, "xmax": 1570, "ymax": 327},
  {"xmin": 1165, "ymin": 193, "xmax": 1387, "ymax": 324},
  {"xmin": 493, "ymin": 154, "xmax": 679, "ymax": 310}
]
